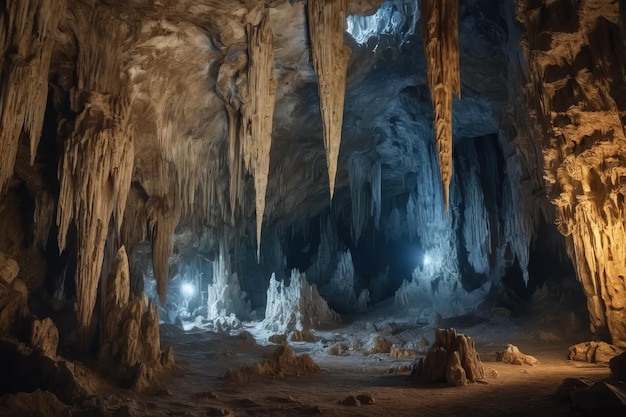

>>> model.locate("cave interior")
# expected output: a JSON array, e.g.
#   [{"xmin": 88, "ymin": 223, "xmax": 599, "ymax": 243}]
[{"xmin": 1, "ymin": 0, "xmax": 626, "ymax": 416}]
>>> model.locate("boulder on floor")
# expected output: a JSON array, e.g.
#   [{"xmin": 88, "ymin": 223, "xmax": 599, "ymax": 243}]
[
  {"xmin": 496, "ymin": 344, "xmax": 539, "ymax": 365},
  {"xmin": 569, "ymin": 341, "xmax": 623, "ymax": 365},
  {"xmin": 414, "ymin": 328, "xmax": 484, "ymax": 386}
]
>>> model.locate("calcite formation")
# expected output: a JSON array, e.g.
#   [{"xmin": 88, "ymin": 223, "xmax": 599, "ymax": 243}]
[
  {"xmin": 516, "ymin": 0, "xmax": 626, "ymax": 347},
  {"xmin": 420, "ymin": 0, "xmax": 460, "ymax": 210},
  {"xmin": 240, "ymin": 7, "xmax": 277, "ymax": 260},
  {"xmin": 307, "ymin": 0, "xmax": 351, "ymax": 200}
]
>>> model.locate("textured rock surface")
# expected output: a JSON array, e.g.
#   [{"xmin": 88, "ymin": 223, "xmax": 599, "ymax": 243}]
[
  {"xmin": 0, "ymin": 0, "xmax": 625, "ymax": 361},
  {"xmin": 497, "ymin": 344, "xmax": 539, "ymax": 366},
  {"xmin": 415, "ymin": 328, "xmax": 484, "ymax": 386},
  {"xmin": 516, "ymin": 0, "xmax": 626, "ymax": 347}
]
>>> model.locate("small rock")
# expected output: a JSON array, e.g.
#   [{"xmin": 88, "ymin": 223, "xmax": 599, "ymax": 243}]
[
  {"xmin": 365, "ymin": 338, "xmax": 391, "ymax": 355},
  {"xmin": 0, "ymin": 254, "xmax": 19, "ymax": 284},
  {"xmin": 31, "ymin": 317, "xmax": 59, "ymax": 358},
  {"xmin": 328, "ymin": 343, "xmax": 349, "ymax": 356},
  {"xmin": 155, "ymin": 388, "xmax": 173, "ymax": 397},
  {"xmin": 389, "ymin": 344, "xmax": 417, "ymax": 358},
  {"xmin": 355, "ymin": 393, "xmax": 375, "ymax": 405},
  {"xmin": 496, "ymin": 344, "xmax": 539, "ymax": 366},
  {"xmin": 161, "ymin": 345, "xmax": 175, "ymax": 367},
  {"xmin": 289, "ymin": 329, "xmax": 316, "ymax": 342},
  {"xmin": 486, "ymin": 368, "xmax": 499, "ymax": 378},
  {"xmin": 340, "ymin": 395, "xmax": 361, "ymax": 406},
  {"xmin": 269, "ymin": 334, "xmax": 287, "ymax": 344}
]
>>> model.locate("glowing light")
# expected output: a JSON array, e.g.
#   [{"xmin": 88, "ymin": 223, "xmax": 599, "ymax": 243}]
[
  {"xmin": 181, "ymin": 282, "xmax": 195, "ymax": 299},
  {"xmin": 423, "ymin": 254, "xmax": 431, "ymax": 266}
]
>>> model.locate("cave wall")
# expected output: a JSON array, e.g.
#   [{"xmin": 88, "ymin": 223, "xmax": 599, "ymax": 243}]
[{"xmin": 516, "ymin": 0, "xmax": 626, "ymax": 346}]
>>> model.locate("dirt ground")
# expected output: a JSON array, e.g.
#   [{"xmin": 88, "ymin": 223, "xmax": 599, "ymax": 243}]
[{"xmin": 127, "ymin": 318, "xmax": 610, "ymax": 417}]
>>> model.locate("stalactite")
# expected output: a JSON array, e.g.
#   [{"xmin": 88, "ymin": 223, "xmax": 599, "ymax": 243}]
[
  {"xmin": 241, "ymin": 8, "xmax": 277, "ymax": 260},
  {"xmin": 146, "ymin": 195, "xmax": 181, "ymax": 305},
  {"xmin": 419, "ymin": 0, "xmax": 460, "ymax": 210},
  {"xmin": 348, "ymin": 154, "xmax": 371, "ymax": 244},
  {"xmin": 57, "ymin": 94, "xmax": 134, "ymax": 349},
  {"xmin": 307, "ymin": 0, "xmax": 351, "ymax": 200},
  {"xmin": 0, "ymin": 0, "xmax": 67, "ymax": 192}
]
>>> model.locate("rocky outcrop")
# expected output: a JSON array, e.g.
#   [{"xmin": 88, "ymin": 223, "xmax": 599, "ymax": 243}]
[
  {"xmin": 99, "ymin": 246, "xmax": 173, "ymax": 390},
  {"xmin": 569, "ymin": 341, "xmax": 623, "ymax": 365},
  {"xmin": 516, "ymin": 0, "xmax": 626, "ymax": 346},
  {"xmin": 414, "ymin": 328, "xmax": 485, "ymax": 386}
]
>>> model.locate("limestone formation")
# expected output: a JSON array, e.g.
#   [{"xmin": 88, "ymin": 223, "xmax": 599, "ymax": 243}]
[
  {"xmin": 569, "ymin": 341, "xmax": 623, "ymax": 365},
  {"xmin": 30, "ymin": 318, "xmax": 59, "ymax": 358},
  {"xmin": 240, "ymin": 7, "xmax": 277, "ymax": 259},
  {"xmin": 307, "ymin": 0, "xmax": 350, "ymax": 199},
  {"xmin": 517, "ymin": 0, "xmax": 626, "ymax": 347},
  {"xmin": 262, "ymin": 269, "xmax": 339, "ymax": 334},
  {"xmin": 224, "ymin": 343, "xmax": 319, "ymax": 382},
  {"xmin": 496, "ymin": 344, "xmax": 539, "ymax": 366},
  {"xmin": 100, "ymin": 246, "xmax": 173, "ymax": 389},
  {"xmin": 414, "ymin": 328, "xmax": 484, "ymax": 386},
  {"xmin": 420, "ymin": 0, "xmax": 460, "ymax": 209}
]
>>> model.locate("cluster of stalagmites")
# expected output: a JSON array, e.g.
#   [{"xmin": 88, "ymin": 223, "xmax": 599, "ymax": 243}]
[
  {"xmin": 0, "ymin": 247, "xmax": 174, "ymax": 412},
  {"xmin": 413, "ymin": 328, "xmax": 485, "ymax": 387},
  {"xmin": 100, "ymin": 246, "xmax": 174, "ymax": 389}
]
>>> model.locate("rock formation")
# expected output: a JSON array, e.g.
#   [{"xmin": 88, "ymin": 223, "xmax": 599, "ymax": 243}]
[
  {"xmin": 420, "ymin": 0, "xmax": 460, "ymax": 209},
  {"xmin": 414, "ymin": 328, "xmax": 485, "ymax": 386},
  {"xmin": 307, "ymin": 0, "xmax": 351, "ymax": 199},
  {"xmin": 516, "ymin": 0, "xmax": 626, "ymax": 347}
]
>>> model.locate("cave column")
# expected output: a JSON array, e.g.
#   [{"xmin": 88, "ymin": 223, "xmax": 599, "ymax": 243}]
[
  {"xmin": 56, "ymin": 7, "xmax": 134, "ymax": 349},
  {"xmin": 516, "ymin": 0, "xmax": 626, "ymax": 346}
]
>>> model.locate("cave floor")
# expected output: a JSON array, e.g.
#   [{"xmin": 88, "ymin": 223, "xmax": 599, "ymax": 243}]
[{"xmin": 135, "ymin": 315, "xmax": 608, "ymax": 417}]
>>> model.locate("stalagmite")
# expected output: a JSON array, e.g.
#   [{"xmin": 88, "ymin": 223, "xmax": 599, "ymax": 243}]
[
  {"xmin": 307, "ymin": 0, "xmax": 351, "ymax": 200},
  {"xmin": 241, "ymin": 8, "xmax": 277, "ymax": 260},
  {"xmin": 0, "ymin": 0, "xmax": 67, "ymax": 192},
  {"xmin": 263, "ymin": 269, "xmax": 339, "ymax": 334},
  {"xmin": 419, "ymin": 0, "xmax": 460, "ymax": 210}
]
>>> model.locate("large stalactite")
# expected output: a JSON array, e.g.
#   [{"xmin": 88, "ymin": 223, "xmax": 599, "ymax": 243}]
[
  {"xmin": 307, "ymin": 0, "xmax": 351, "ymax": 200},
  {"xmin": 56, "ymin": 7, "xmax": 134, "ymax": 349},
  {"xmin": 517, "ymin": 0, "xmax": 626, "ymax": 347},
  {"xmin": 241, "ymin": 8, "xmax": 277, "ymax": 260},
  {"xmin": 0, "ymin": 0, "xmax": 67, "ymax": 191},
  {"xmin": 419, "ymin": 0, "xmax": 460, "ymax": 210}
]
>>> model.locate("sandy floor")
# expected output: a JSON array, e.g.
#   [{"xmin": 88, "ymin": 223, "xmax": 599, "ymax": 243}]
[{"xmin": 126, "ymin": 314, "xmax": 610, "ymax": 417}]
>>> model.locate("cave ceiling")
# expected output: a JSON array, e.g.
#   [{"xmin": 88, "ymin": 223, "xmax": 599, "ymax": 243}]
[{"xmin": 3, "ymin": 0, "xmax": 626, "ymax": 346}]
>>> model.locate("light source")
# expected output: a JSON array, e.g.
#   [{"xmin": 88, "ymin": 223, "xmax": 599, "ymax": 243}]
[
  {"xmin": 181, "ymin": 282, "xmax": 195, "ymax": 299},
  {"xmin": 423, "ymin": 253, "xmax": 431, "ymax": 266}
]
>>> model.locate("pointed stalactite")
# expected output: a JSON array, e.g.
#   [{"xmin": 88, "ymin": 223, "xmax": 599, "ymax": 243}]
[
  {"xmin": 57, "ymin": 96, "xmax": 134, "ymax": 350},
  {"xmin": 241, "ymin": 8, "xmax": 277, "ymax": 261},
  {"xmin": 420, "ymin": 0, "xmax": 460, "ymax": 210},
  {"xmin": 0, "ymin": 0, "xmax": 67, "ymax": 192},
  {"xmin": 307, "ymin": 0, "xmax": 351, "ymax": 200}
]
